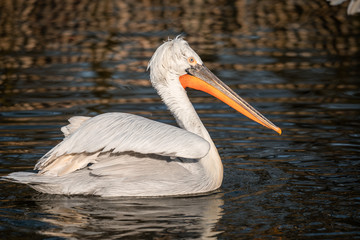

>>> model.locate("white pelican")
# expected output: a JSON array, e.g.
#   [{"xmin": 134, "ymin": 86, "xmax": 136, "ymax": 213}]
[
  {"xmin": 3, "ymin": 37, "xmax": 281, "ymax": 197},
  {"xmin": 327, "ymin": 0, "xmax": 360, "ymax": 15}
]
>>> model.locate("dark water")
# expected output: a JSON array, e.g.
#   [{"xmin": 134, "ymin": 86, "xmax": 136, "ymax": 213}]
[{"xmin": 1, "ymin": 0, "xmax": 360, "ymax": 239}]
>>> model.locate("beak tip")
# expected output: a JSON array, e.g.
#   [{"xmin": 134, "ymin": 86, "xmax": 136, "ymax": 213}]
[{"xmin": 275, "ymin": 127, "xmax": 282, "ymax": 135}]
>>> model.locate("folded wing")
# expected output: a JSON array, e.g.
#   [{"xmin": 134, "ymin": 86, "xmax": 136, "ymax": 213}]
[{"xmin": 35, "ymin": 113, "xmax": 210, "ymax": 176}]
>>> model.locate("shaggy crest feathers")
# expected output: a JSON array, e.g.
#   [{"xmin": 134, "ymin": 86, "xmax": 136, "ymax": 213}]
[{"xmin": 147, "ymin": 36, "xmax": 203, "ymax": 88}]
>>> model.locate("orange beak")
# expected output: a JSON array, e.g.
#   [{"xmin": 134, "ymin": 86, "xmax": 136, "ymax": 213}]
[{"xmin": 180, "ymin": 64, "xmax": 282, "ymax": 135}]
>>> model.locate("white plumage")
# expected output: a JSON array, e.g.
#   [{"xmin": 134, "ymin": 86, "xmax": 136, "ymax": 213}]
[
  {"xmin": 3, "ymin": 37, "xmax": 281, "ymax": 197},
  {"xmin": 327, "ymin": 0, "xmax": 360, "ymax": 15},
  {"xmin": 36, "ymin": 113, "xmax": 210, "ymax": 176}
]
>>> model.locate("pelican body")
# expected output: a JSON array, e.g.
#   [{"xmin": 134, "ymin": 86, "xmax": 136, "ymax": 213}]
[{"xmin": 3, "ymin": 37, "xmax": 281, "ymax": 197}]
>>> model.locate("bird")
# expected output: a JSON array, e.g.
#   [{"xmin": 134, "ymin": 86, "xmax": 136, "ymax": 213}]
[
  {"xmin": 327, "ymin": 0, "xmax": 360, "ymax": 15},
  {"xmin": 3, "ymin": 37, "xmax": 281, "ymax": 197}
]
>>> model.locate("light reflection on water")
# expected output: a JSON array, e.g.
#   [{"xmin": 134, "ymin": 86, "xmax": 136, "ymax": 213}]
[
  {"xmin": 12, "ymin": 193, "xmax": 224, "ymax": 239},
  {"xmin": 1, "ymin": 0, "xmax": 360, "ymax": 239}
]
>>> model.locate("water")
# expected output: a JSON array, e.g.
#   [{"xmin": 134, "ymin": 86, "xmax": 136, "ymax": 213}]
[{"xmin": 1, "ymin": 0, "xmax": 360, "ymax": 239}]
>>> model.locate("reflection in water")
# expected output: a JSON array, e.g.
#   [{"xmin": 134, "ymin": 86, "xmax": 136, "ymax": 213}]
[{"xmin": 34, "ymin": 193, "xmax": 224, "ymax": 239}]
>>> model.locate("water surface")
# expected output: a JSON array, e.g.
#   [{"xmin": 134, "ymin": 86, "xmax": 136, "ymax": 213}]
[{"xmin": 1, "ymin": 0, "xmax": 360, "ymax": 239}]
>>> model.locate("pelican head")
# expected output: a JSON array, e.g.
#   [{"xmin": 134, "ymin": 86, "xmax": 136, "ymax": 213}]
[
  {"xmin": 148, "ymin": 37, "xmax": 203, "ymax": 86},
  {"xmin": 148, "ymin": 37, "xmax": 281, "ymax": 135}
]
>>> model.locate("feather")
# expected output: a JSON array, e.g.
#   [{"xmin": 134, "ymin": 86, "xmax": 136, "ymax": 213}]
[
  {"xmin": 35, "ymin": 112, "xmax": 210, "ymax": 176},
  {"xmin": 61, "ymin": 116, "xmax": 91, "ymax": 137}
]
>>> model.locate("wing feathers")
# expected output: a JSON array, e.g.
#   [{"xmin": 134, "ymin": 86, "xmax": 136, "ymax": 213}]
[
  {"xmin": 61, "ymin": 116, "xmax": 91, "ymax": 137},
  {"xmin": 35, "ymin": 113, "xmax": 210, "ymax": 175},
  {"xmin": 38, "ymin": 153, "xmax": 99, "ymax": 176}
]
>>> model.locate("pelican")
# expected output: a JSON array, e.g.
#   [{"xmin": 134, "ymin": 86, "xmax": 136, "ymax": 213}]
[
  {"xmin": 3, "ymin": 37, "xmax": 281, "ymax": 197},
  {"xmin": 327, "ymin": 0, "xmax": 360, "ymax": 15}
]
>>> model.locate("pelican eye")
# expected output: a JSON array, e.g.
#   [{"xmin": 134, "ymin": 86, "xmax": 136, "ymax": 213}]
[{"xmin": 187, "ymin": 57, "xmax": 197, "ymax": 65}]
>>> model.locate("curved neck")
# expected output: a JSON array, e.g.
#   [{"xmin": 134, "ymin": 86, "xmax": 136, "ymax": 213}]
[
  {"xmin": 155, "ymin": 76, "xmax": 210, "ymax": 139},
  {"xmin": 153, "ymin": 74, "xmax": 223, "ymax": 190}
]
